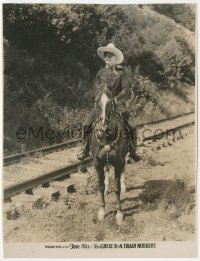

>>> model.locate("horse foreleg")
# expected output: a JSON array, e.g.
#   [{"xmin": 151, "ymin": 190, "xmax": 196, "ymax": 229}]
[
  {"xmin": 104, "ymin": 170, "xmax": 110, "ymax": 195},
  {"xmin": 96, "ymin": 165, "xmax": 106, "ymax": 221},
  {"xmin": 115, "ymin": 168, "xmax": 124, "ymax": 225},
  {"xmin": 114, "ymin": 176, "xmax": 121, "ymax": 210},
  {"xmin": 120, "ymin": 173, "xmax": 126, "ymax": 194}
]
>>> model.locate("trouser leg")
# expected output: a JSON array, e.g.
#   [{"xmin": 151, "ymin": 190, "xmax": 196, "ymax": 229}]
[
  {"xmin": 122, "ymin": 112, "xmax": 141, "ymax": 161},
  {"xmin": 78, "ymin": 108, "xmax": 96, "ymax": 160},
  {"xmin": 122, "ymin": 112, "xmax": 136, "ymax": 147},
  {"xmin": 83, "ymin": 109, "xmax": 96, "ymax": 150},
  {"xmin": 82, "ymin": 125, "xmax": 93, "ymax": 152}
]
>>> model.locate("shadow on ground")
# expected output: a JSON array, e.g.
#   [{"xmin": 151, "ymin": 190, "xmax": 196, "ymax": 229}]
[{"xmin": 120, "ymin": 179, "xmax": 194, "ymax": 218}]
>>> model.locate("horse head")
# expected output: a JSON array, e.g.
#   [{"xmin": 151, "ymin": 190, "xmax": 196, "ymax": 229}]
[{"xmin": 95, "ymin": 89, "xmax": 114, "ymax": 133}]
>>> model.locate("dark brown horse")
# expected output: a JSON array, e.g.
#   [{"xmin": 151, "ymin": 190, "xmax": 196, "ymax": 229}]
[{"xmin": 90, "ymin": 89, "xmax": 129, "ymax": 225}]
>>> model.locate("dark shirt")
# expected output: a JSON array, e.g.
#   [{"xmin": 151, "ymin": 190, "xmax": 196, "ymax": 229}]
[{"xmin": 94, "ymin": 65, "xmax": 131, "ymax": 112}]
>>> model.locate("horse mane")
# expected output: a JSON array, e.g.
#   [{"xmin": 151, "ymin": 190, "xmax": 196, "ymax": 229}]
[
  {"xmin": 104, "ymin": 87, "xmax": 113, "ymax": 99},
  {"xmin": 96, "ymin": 87, "xmax": 113, "ymax": 102}
]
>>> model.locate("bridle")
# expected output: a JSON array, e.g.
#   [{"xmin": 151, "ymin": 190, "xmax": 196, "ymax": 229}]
[
  {"xmin": 94, "ymin": 96, "xmax": 123, "ymax": 169},
  {"xmin": 95, "ymin": 99, "xmax": 114, "ymax": 125}
]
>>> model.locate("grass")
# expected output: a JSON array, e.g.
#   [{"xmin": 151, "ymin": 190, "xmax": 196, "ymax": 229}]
[{"xmin": 132, "ymin": 82, "xmax": 195, "ymax": 126}]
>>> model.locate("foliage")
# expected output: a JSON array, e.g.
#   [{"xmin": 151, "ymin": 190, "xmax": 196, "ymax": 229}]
[
  {"xmin": 3, "ymin": 4, "xmax": 195, "ymax": 153},
  {"xmin": 122, "ymin": 66, "xmax": 158, "ymax": 115},
  {"xmin": 150, "ymin": 4, "xmax": 196, "ymax": 32},
  {"xmin": 156, "ymin": 36, "xmax": 195, "ymax": 84},
  {"xmin": 35, "ymin": 94, "xmax": 89, "ymax": 131}
]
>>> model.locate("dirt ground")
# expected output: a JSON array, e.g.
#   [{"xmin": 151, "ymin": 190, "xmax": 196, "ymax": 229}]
[{"xmin": 4, "ymin": 128, "xmax": 196, "ymax": 242}]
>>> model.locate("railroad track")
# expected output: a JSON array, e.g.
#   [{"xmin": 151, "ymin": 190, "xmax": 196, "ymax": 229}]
[
  {"xmin": 3, "ymin": 112, "xmax": 195, "ymax": 201},
  {"xmin": 4, "ymin": 139, "xmax": 82, "ymax": 166},
  {"xmin": 4, "ymin": 111, "xmax": 194, "ymax": 166}
]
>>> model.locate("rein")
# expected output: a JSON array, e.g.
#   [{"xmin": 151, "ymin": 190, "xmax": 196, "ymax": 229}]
[
  {"xmin": 94, "ymin": 100, "xmax": 120, "ymax": 146},
  {"xmin": 93, "ymin": 98, "xmax": 124, "ymax": 168}
]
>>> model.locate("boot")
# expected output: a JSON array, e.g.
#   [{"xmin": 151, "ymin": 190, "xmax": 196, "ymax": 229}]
[
  {"xmin": 128, "ymin": 127, "xmax": 141, "ymax": 162},
  {"xmin": 77, "ymin": 148, "xmax": 89, "ymax": 160},
  {"xmin": 77, "ymin": 133, "xmax": 90, "ymax": 160},
  {"xmin": 129, "ymin": 150, "xmax": 142, "ymax": 162}
]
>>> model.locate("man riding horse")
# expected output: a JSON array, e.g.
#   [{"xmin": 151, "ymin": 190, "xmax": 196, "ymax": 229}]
[{"xmin": 77, "ymin": 43, "xmax": 141, "ymax": 162}]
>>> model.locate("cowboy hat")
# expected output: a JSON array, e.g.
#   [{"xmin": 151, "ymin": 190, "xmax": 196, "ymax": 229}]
[{"xmin": 97, "ymin": 43, "xmax": 124, "ymax": 64}]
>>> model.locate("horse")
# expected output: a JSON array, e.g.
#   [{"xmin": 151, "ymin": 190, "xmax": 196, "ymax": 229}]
[{"xmin": 90, "ymin": 89, "xmax": 129, "ymax": 225}]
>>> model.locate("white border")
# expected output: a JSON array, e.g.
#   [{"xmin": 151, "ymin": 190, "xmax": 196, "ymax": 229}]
[
  {"xmin": 0, "ymin": 2, "xmax": 3, "ymax": 261},
  {"xmin": 1, "ymin": 0, "xmax": 199, "ymax": 4},
  {"xmin": 0, "ymin": 1, "xmax": 199, "ymax": 260}
]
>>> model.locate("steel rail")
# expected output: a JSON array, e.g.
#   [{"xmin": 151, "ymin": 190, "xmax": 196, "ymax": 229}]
[
  {"xmin": 3, "ymin": 120, "xmax": 195, "ymax": 200},
  {"xmin": 4, "ymin": 139, "xmax": 82, "ymax": 166},
  {"xmin": 4, "ymin": 158, "xmax": 93, "ymax": 200},
  {"xmin": 4, "ymin": 111, "xmax": 195, "ymax": 166},
  {"xmin": 141, "ymin": 121, "xmax": 195, "ymax": 143},
  {"xmin": 137, "ymin": 111, "xmax": 194, "ymax": 129}
]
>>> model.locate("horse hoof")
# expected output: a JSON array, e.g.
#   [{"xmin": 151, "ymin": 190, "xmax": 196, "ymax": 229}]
[
  {"xmin": 116, "ymin": 210, "xmax": 124, "ymax": 226},
  {"xmin": 98, "ymin": 207, "xmax": 106, "ymax": 221}
]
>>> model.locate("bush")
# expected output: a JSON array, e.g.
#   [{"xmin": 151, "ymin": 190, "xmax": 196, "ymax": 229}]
[{"xmin": 3, "ymin": 4, "xmax": 195, "ymax": 153}]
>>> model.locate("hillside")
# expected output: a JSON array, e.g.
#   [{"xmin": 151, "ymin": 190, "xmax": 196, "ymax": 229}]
[
  {"xmin": 3, "ymin": 3, "xmax": 196, "ymax": 153},
  {"xmin": 144, "ymin": 5, "xmax": 195, "ymax": 53}
]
